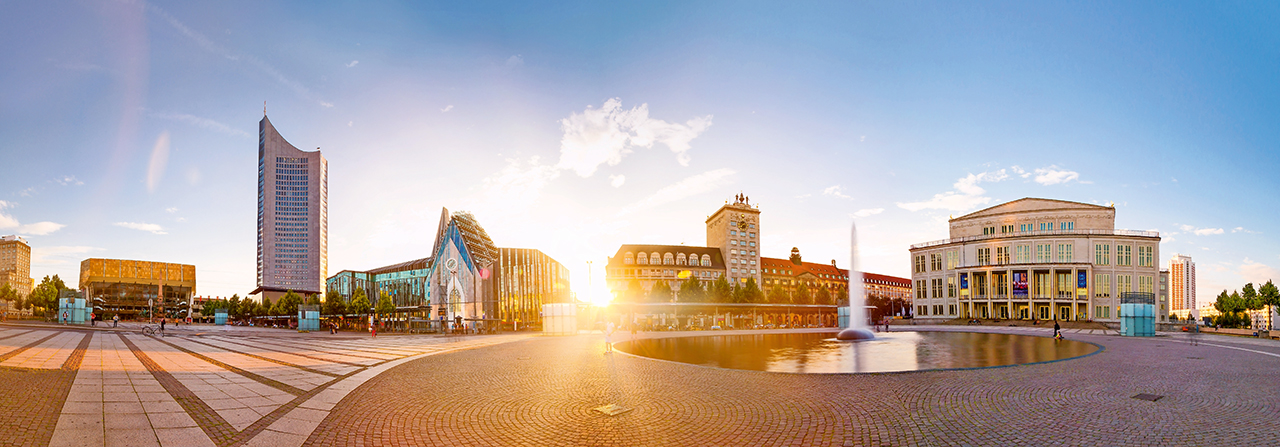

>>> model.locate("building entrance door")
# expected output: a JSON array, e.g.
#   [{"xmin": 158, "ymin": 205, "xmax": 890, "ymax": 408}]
[
  {"xmin": 1059, "ymin": 306, "xmax": 1070, "ymax": 321},
  {"xmin": 1018, "ymin": 306, "xmax": 1029, "ymax": 320},
  {"xmin": 1038, "ymin": 306, "xmax": 1050, "ymax": 320},
  {"xmin": 980, "ymin": 306, "xmax": 989, "ymax": 319}
]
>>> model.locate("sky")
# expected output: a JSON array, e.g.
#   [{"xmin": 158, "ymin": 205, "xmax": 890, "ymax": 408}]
[{"xmin": 1, "ymin": 1, "xmax": 1278, "ymax": 307}]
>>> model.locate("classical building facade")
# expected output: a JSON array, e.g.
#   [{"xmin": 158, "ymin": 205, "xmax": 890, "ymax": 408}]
[
  {"xmin": 79, "ymin": 258, "xmax": 196, "ymax": 319},
  {"xmin": 0, "ymin": 235, "xmax": 33, "ymax": 297},
  {"xmin": 706, "ymin": 194, "xmax": 761, "ymax": 284},
  {"xmin": 606, "ymin": 244, "xmax": 727, "ymax": 300},
  {"xmin": 908, "ymin": 198, "xmax": 1161, "ymax": 323},
  {"xmin": 760, "ymin": 249, "xmax": 849, "ymax": 304},
  {"xmin": 1169, "ymin": 254, "xmax": 1196, "ymax": 311},
  {"xmin": 256, "ymin": 114, "xmax": 328, "ymax": 299}
]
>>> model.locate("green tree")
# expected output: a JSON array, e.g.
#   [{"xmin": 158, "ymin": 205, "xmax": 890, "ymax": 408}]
[
  {"xmin": 261, "ymin": 296, "xmax": 274, "ymax": 316},
  {"xmin": 306, "ymin": 294, "xmax": 322, "ymax": 307},
  {"xmin": 795, "ymin": 282, "xmax": 812, "ymax": 305},
  {"xmin": 768, "ymin": 284, "xmax": 788, "ymax": 304},
  {"xmin": 0, "ymin": 283, "xmax": 16, "ymax": 309},
  {"xmin": 1243, "ymin": 283, "xmax": 1262, "ymax": 312},
  {"xmin": 279, "ymin": 290, "xmax": 302, "ymax": 316},
  {"xmin": 377, "ymin": 290, "xmax": 396, "ymax": 316},
  {"xmin": 678, "ymin": 276, "xmax": 705, "ymax": 302},
  {"xmin": 30, "ymin": 277, "xmax": 59, "ymax": 319},
  {"xmin": 1259, "ymin": 280, "xmax": 1279, "ymax": 330},
  {"xmin": 228, "ymin": 294, "xmax": 242, "ymax": 320},
  {"xmin": 836, "ymin": 288, "xmax": 850, "ymax": 307},
  {"xmin": 741, "ymin": 278, "xmax": 764, "ymax": 303},
  {"xmin": 710, "ymin": 276, "xmax": 732, "ymax": 303},
  {"xmin": 816, "ymin": 286, "xmax": 833, "ymax": 305},
  {"xmin": 649, "ymin": 281, "xmax": 673, "ymax": 303},
  {"xmin": 349, "ymin": 289, "xmax": 371, "ymax": 316},
  {"xmin": 323, "ymin": 291, "xmax": 346, "ymax": 316}
]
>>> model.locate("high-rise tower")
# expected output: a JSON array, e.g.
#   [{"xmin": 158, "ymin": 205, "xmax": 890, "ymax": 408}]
[
  {"xmin": 706, "ymin": 193, "xmax": 761, "ymax": 285},
  {"xmin": 255, "ymin": 114, "xmax": 328, "ymax": 298},
  {"xmin": 1169, "ymin": 254, "xmax": 1195, "ymax": 311}
]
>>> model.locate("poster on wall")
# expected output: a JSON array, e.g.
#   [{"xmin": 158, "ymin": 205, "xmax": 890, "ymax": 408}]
[
  {"xmin": 1012, "ymin": 272, "xmax": 1028, "ymax": 298},
  {"xmin": 959, "ymin": 273, "xmax": 969, "ymax": 296}
]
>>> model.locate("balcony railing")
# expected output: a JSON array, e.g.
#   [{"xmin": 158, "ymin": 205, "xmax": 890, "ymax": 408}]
[{"xmin": 910, "ymin": 229, "xmax": 1160, "ymax": 250}]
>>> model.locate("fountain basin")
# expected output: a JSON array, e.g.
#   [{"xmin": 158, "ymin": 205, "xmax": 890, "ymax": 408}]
[
  {"xmin": 614, "ymin": 331, "xmax": 1100, "ymax": 373},
  {"xmin": 836, "ymin": 327, "xmax": 876, "ymax": 340}
]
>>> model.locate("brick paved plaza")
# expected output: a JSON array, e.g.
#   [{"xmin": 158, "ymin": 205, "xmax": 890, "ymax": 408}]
[{"xmin": 1, "ymin": 323, "xmax": 1278, "ymax": 446}]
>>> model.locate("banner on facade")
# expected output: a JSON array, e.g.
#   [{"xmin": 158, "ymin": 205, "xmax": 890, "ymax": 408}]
[
  {"xmin": 959, "ymin": 273, "xmax": 969, "ymax": 296},
  {"xmin": 1077, "ymin": 271, "xmax": 1088, "ymax": 296},
  {"xmin": 1012, "ymin": 272, "xmax": 1028, "ymax": 298}
]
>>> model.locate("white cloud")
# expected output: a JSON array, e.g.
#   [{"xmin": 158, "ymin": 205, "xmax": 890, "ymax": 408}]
[
  {"xmin": 609, "ymin": 175, "xmax": 626, "ymax": 188},
  {"xmin": 860, "ymin": 136, "xmax": 866, "ymax": 142},
  {"xmin": 854, "ymin": 208, "xmax": 884, "ymax": 217},
  {"xmin": 822, "ymin": 185, "xmax": 851, "ymax": 199},
  {"xmin": 1010, "ymin": 166, "xmax": 1030, "ymax": 178},
  {"xmin": 556, "ymin": 98, "xmax": 713, "ymax": 177},
  {"xmin": 505, "ymin": 55, "xmax": 524, "ymax": 67},
  {"xmin": 31, "ymin": 246, "xmax": 104, "ymax": 265},
  {"xmin": 897, "ymin": 169, "xmax": 1008, "ymax": 212},
  {"xmin": 1178, "ymin": 224, "xmax": 1224, "ymax": 236},
  {"xmin": 441, "ymin": 105, "xmax": 453, "ymax": 113},
  {"xmin": 346, "ymin": 60, "xmax": 359, "ymax": 68},
  {"xmin": 616, "ymin": 168, "xmax": 735, "ymax": 216},
  {"xmin": 17, "ymin": 187, "xmax": 36, "ymax": 197},
  {"xmin": 114, "ymin": 222, "xmax": 167, "ymax": 235},
  {"xmin": 0, "ymin": 201, "xmax": 64, "ymax": 235},
  {"xmin": 1232, "ymin": 227, "xmax": 1258, "ymax": 234},
  {"xmin": 319, "ymin": 101, "xmax": 334, "ymax": 108},
  {"xmin": 1240, "ymin": 259, "xmax": 1280, "ymax": 283},
  {"xmin": 347, "ymin": 121, "xmax": 353, "ymax": 127},
  {"xmin": 149, "ymin": 111, "xmax": 252, "ymax": 138},
  {"xmin": 165, "ymin": 207, "xmax": 179, "ymax": 213},
  {"xmin": 1032, "ymin": 166, "xmax": 1081, "ymax": 185},
  {"xmin": 55, "ymin": 176, "xmax": 83, "ymax": 186},
  {"xmin": 146, "ymin": 132, "xmax": 170, "ymax": 193}
]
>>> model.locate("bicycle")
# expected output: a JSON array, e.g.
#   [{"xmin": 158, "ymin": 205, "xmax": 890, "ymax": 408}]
[{"xmin": 141, "ymin": 324, "xmax": 162, "ymax": 336}]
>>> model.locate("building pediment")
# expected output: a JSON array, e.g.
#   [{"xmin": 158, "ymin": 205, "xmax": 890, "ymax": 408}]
[{"xmin": 952, "ymin": 198, "xmax": 1110, "ymax": 222}]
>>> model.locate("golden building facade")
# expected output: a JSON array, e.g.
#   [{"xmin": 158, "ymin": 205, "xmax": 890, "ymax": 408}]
[{"xmin": 79, "ymin": 258, "xmax": 196, "ymax": 319}]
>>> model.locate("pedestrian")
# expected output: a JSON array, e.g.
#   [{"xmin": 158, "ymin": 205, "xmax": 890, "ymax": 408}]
[
  {"xmin": 1191, "ymin": 320, "xmax": 1200, "ymax": 346},
  {"xmin": 62, "ymin": 311, "xmax": 68, "ymax": 325},
  {"xmin": 1053, "ymin": 320, "xmax": 1060, "ymax": 338},
  {"xmin": 113, "ymin": 314, "xmax": 119, "ymax": 328},
  {"xmin": 604, "ymin": 321, "xmax": 616, "ymax": 354},
  {"xmin": 90, "ymin": 312, "xmax": 96, "ymax": 326},
  {"xmin": 160, "ymin": 318, "xmax": 166, "ymax": 335}
]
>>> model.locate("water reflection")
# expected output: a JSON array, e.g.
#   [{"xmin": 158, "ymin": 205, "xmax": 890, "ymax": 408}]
[{"xmin": 615, "ymin": 331, "xmax": 1098, "ymax": 373}]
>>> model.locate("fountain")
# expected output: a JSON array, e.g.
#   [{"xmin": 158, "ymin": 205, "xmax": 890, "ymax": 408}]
[{"xmin": 837, "ymin": 220, "xmax": 876, "ymax": 341}]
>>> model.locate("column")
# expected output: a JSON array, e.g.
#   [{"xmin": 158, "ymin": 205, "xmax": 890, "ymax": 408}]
[{"xmin": 1048, "ymin": 268, "xmax": 1056, "ymax": 322}]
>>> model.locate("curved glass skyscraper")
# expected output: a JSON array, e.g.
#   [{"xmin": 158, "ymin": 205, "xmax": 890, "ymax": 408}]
[{"xmin": 255, "ymin": 114, "xmax": 328, "ymax": 297}]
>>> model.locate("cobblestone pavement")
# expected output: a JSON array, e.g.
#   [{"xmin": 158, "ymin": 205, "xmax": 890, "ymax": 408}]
[
  {"xmin": 307, "ymin": 326, "xmax": 1280, "ymax": 447},
  {"xmin": 0, "ymin": 324, "xmax": 529, "ymax": 447}
]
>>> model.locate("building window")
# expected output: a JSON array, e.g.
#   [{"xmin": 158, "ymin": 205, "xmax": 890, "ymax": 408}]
[
  {"xmin": 1015, "ymin": 245, "xmax": 1030, "ymax": 263},
  {"xmin": 918, "ymin": 305, "xmax": 927, "ymax": 316},
  {"xmin": 1117, "ymin": 245, "xmax": 1132, "ymax": 266},
  {"xmin": 1094, "ymin": 274, "xmax": 1110, "ymax": 298},
  {"xmin": 701, "ymin": 255, "xmax": 711, "ymax": 266},
  {"xmin": 1138, "ymin": 246, "xmax": 1153, "ymax": 267},
  {"xmin": 1036, "ymin": 244, "xmax": 1051, "ymax": 263},
  {"xmin": 1138, "ymin": 276, "xmax": 1154, "ymax": 294},
  {"xmin": 932, "ymin": 278, "xmax": 943, "ymax": 298},
  {"xmin": 730, "ymin": 230, "xmax": 737, "ymax": 236},
  {"xmin": 1056, "ymin": 243, "xmax": 1073, "ymax": 262},
  {"xmin": 676, "ymin": 253, "xmax": 687, "ymax": 265},
  {"xmin": 1117, "ymin": 275, "xmax": 1132, "ymax": 294},
  {"xmin": 948, "ymin": 304, "xmax": 956, "ymax": 316},
  {"xmin": 1020, "ymin": 223, "xmax": 1031, "ymax": 232},
  {"xmin": 996, "ymin": 246, "xmax": 1010, "ymax": 265},
  {"xmin": 916, "ymin": 280, "xmax": 927, "ymax": 299},
  {"xmin": 749, "ymin": 232, "xmax": 756, "ymax": 238},
  {"xmin": 1060, "ymin": 222, "xmax": 1074, "ymax": 230},
  {"xmin": 947, "ymin": 277, "xmax": 956, "ymax": 298},
  {"xmin": 977, "ymin": 248, "xmax": 991, "ymax": 265},
  {"xmin": 930, "ymin": 254, "xmax": 942, "ymax": 271},
  {"xmin": 946, "ymin": 251, "xmax": 958, "ymax": 269},
  {"xmin": 1001, "ymin": 225, "xmax": 1014, "ymax": 233},
  {"xmin": 1095, "ymin": 244, "xmax": 1110, "ymax": 265},
  {"xmin": 914, "ymin": 255, "xmax": 926, "ymax": 273},
  {"xmin": 1039, "ymin": 223, "xmax": 1052, "ymax": 231},
  {"xmin": 637, "ymin": 253, "xmax": 648, "ymax": 265}
]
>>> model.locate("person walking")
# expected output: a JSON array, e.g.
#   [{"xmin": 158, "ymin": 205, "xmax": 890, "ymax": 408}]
[
  {"xmin": 604, "ymin": 321, "xmax": 616, "ymax": 354},
  {"xmin": 159, "ymin": 318, "xmax": 166, "ymax": 335},
  {"xmin": 1190, "ymin": 320, "xmax": 1200, "ymax": 346},
  {"xmin": 113, "ymin": 314, "xmax": 119, "ymax": 328},
  {"xmin": 1053, "ymin": 320, "xmax": 1061, "ymax": 338}
]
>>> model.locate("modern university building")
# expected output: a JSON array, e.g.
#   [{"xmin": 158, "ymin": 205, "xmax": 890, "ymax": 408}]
[
  {"xmin": 326, "ymin": 208, "xmax": 570, "ymax": 331},
  {"xmin": 78, "ymin": 258, "xmax": 196, "ymax": 320},
  {"xmin": 908, "ymin": 198, "xmax": 1162, "ymax": 324}
]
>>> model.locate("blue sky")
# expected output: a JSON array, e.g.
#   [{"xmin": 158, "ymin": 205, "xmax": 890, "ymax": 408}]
[{"xmin": 1, "ymin": 1, "xmax": 1277, "ymax": 305}]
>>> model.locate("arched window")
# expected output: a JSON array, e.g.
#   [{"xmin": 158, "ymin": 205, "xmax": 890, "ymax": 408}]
[
  {"xmin": 637, "ymin": 253, "xmax": 648, "ymax": 265},
  {"xmin": 663, "ymin": 253, "xmax": 674, "ymax": 265},
  {"xmin": 624, "ymin": 252, "xmax": 634, "ymax": 264},
  {"xmin": 651, "ymin": 252, "xmax": 660, "ymax": 265},
  {"xmin": 676, "ymin": 253, "xmax": 687, "ymax": 265},
  {"xmin": 701, "ymin": 254, "xmax": 711, "ymax": 266}
]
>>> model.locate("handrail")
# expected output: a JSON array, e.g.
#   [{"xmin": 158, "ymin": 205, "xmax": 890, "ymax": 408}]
[{"xmin": 910, "ymin": 229, "xmax": 1160, "ymax": 249}]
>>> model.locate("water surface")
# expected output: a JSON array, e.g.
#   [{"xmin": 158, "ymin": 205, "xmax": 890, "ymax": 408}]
[{"xmin": 615, "ymin": 331, "xmax": 1098, "ymax": 373}]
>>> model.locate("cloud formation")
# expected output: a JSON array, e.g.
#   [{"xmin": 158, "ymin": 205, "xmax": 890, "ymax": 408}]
[
  {"xmin": 441, "ymin": 105, "xmax": 453, "ymax": 113},
  {"xmin": 616, "ymin": 169, "xmax": 735, "ymax": 216},
  {"xmin": 1179, "ymin": 224, "xmax": 1224, "ymax": 236},
  {"xmin": 149, "ymin": 111, "xmax": 252, "ymax": 138},
  {"xmin": 1240, "ymin": 258, "xmax": 1280, "ymax": 284},
  {"xmin": 1032, "ymin": 166, "xmax": 1081, "ymax": 185},
  {"xmin": 31, "ymin": 246, "xmax": 103, "ymax": 266},
  {"xmin": 609, "ymin": 175, "xmax": 626, "ymax": 188},
  {"xmin": 346, "ymin": 60, "xmax": 359, "ymax": 68},
  {"xmin": 505, "ymin": 55, "xmax": 524, "ymax": 67},
  {"xmin": 822, "ymin": 185, "xmax": 851, "ymax": 199},
  {"xmin": 854, "ymin": 208, "xmax": 884, "ymax": 217},
  {"xmin": 556, "ymin": 98, "xmax": 713, "ymax": 177},
  {"xmin": 114, "ymin": 222, "xmax": 167, "ymax": 235},
  {"xmin": 0, "ymin": 201, "xmax": 65, "ymax": 235},
  {"xmin": 56, "ymin": 176, "xmax": 84, "ymax": 186},
  {"xmin": 898, "ymin": 169, "xmax": 1008, "ymax": 212}
]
